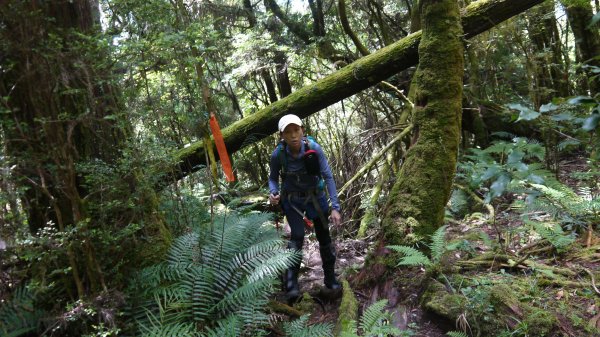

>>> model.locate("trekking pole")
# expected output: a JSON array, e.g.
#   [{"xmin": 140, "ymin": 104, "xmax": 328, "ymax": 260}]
[{"xmin": 270, "ymin": 192, "xmax": 284, "ymax": 232}]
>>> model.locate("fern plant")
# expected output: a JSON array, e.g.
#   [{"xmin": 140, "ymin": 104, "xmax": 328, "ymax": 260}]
[
  {"xmin": 338, "ymin": 300, "xmax": 402, "ymax": 337},
  {"xmin": 283, "ymin": 314, "xmax": 334, "ymax": 337},
  {"xmin": 446, "ymin": 331, "xmax": 469, "ymax": 337},
  {"xmin": 511, "ymin": 181, "xmax": 598, "ymax": 251},
  {"xmin": 387, "ymin": 225, "xmax": 452, "ymax": 269},
  {"xmin": 0, "ymin": 284, "xmax": 44, "ymax": 337},
  {"xmin": 126, "ymin": 212, "xmax": 301, "ymax": 336}
]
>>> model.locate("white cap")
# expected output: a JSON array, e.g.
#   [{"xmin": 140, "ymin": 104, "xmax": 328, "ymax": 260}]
[{"xmin": 278, "ymin": 114, "xmax": 303, "ymax": 132}]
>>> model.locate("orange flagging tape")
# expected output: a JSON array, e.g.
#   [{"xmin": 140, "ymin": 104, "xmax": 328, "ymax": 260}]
[{"xmin": 209, "ymin": 114, "xmax": 235, "ymax": 182}]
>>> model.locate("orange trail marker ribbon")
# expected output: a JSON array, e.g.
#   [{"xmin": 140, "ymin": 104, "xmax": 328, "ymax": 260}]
[{"xmin": 209, "ymin": 113, "xmax": 235, "ymax": 182}]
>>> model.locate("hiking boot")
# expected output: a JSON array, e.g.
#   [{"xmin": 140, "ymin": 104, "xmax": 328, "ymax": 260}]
[
  {"xmin": 320, "ymin": 243, "xmax": 342, "ymax": 290},
  {"xmin": 285, "ymin": 267, "xmax": 300, "ymax": 300},
  {"xmin": 285, "ymin": 240, "xmax": 303, "ymax": 301}
]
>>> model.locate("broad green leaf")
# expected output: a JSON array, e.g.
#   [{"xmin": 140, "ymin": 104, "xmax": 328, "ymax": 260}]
[
  {"xmin": 582, "ymin": 114, "xmax": 600, "ymax": 131},
  {"xmin": 481, "ymin": 166, "xmax": 500, "ymax": 181},
  {"xmin": 526, "ymin": 174, "xmax": 545, "ymax": 184},
  {"xmin": 507, "ymin": 103, "xmax": 540, "ymax": 121},
  {"xmin": 539, "ymin": 103, "xmax": 558, "ymax": 113},
  {"xmin": 550, "ymin": 113, "xmax": 573, "ymax": 122},
  {"xmin": 507, "ymin": 149, "xmax": 524, "ymax": 164},
  {"xmin": 489, "ymin": 174, "xmax": 510, "ymax": 199},
  {"xmin": 568, "ymin": 96, "xmax": 595, "ymax": 105}
]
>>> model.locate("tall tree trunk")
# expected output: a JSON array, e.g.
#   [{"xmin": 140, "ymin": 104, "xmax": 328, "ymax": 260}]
[
  {"xmin": 381, "ymin": 0, "xmax": 464, "ymax": 244},
  {"xmin": 0, "ymin": 0, "xmax": 168, "ymax": 299},
  {"xmin": 527, "ymin": 1, "xmax": 569, "ymax": 108},
  {"xmin": 560, "ymin": 0, "xmax": 600, "ymax": 95}
]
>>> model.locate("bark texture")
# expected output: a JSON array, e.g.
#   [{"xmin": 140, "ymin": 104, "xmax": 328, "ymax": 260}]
[
  {"xmin": 561, "ymin": 0, "xmax": 600, "ymax": 94},
  {"xmin": 381, "ymin": 0, "xmax": 464, "ymax": 244},
  {"xmin": 164, "ymin": 0, "xmax": 544, "ymax": 186},
  {"xmin": 0, "ymin": 0, "xmax": 168, "ymax": 298}
]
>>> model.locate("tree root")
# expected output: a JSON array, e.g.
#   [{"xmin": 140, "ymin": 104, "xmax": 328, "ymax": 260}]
[
  {"xmin": 458, "ymin": 253, "xmax": 576, "ymax": 277},
  {"xmin": 581, "ymin": 267, "xmax": 600, "ymax": 296},
  {"xmin": 268, "ymin": 300, "xmax": 303, "ymax": 317}
]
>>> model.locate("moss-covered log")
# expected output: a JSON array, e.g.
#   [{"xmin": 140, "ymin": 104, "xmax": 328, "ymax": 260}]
[
  {"xmin": 422, "ymin": 280, "xmax": 557, "ymax": 336},
  {"xmin": 162, "ymin": 0, "xmax": 545, "ymax": 186},
  {"xmin": 381, "ymin": 0, "xmax": 464, "ymax": 244}
]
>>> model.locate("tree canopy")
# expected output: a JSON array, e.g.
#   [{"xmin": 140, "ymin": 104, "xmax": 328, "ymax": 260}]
[{"xmin": 1, "ymin": 0, "xmax": 600, "ymax": 336}]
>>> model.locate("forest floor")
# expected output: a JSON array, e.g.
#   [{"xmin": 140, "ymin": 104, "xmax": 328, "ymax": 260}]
[{"xmin": 266, "ymin": 154, "xmax": 600, "ymax": 336}]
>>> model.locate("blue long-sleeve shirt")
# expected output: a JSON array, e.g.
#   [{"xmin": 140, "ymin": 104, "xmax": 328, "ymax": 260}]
[{"xmin": 269, "ymin": 139, "xmax": 341, "ymax": 211}]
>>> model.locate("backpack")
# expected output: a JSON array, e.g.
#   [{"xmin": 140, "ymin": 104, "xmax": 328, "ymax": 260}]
[{"xmin": 277, "ymin": 136, "xmax": 325, "ymax": 190}]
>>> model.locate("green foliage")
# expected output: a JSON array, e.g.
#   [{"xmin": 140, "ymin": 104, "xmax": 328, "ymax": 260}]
[
  {"xmin": 430, "ymin": 225, "xmax": 448, "ymax": 263},
  {"xmin": 159, "ymin": 190, "xmax": 210, "ymax": 236},
  {"xmin": 387, "ymin": 245, "xmax": 433, "ymax": 267},
  {"xmin": 358, "ymin": 300, "xmax": 402, "ymax": 337},
  {"xmin": 510, "ymin": 180, "xmax": 600, "ymax": 251},
  {"xmin": 530, "ymin": 221, "xmax": 575, "ymax": 252},
  {"xmin": 0, "ymin": 284, "xmax": 44, "ymax": 337},
  {"xmin": 388, "ymin": 225, "xmax": 452, "ymax": 268},
  {"xmin": 337, "ymin": 300, "xmax": 402, "ymax": 337},
  {"xmin": 283, "ymin": 314, "xmax": 334, "ymax": 337},
  {"xmin": 458, "ymin": 136, "xmax": 553, "ymax": 203},
  {"xmin": 446, "ymin": 332, "xmax": 469, "ymax": 337},
  {"xmin": 127, "ymin": 212, "xmax": 300, "ymax": 335}
]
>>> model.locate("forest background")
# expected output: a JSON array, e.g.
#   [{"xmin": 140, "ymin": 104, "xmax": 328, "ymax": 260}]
[{"xmin": 1, "ymin": 0, "xmax": 600, "ymax": 336}]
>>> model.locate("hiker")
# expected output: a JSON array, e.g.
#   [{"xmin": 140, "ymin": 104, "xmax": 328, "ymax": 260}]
[{"xmin": 268, "ymin": 114, "xmax": 342, "ymax": 300}]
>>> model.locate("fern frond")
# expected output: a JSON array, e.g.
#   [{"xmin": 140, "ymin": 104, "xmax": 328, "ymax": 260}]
[
  {"xmin": 429, "ymin": 225, "xmax": 448, "ymax": 262},
  {"xmin": 209, "ymin": 279, "xmax": 274, "ymax": 317},
  {"xmin": 359, "ymin": 300, "xmax": 388, "ymax": 332},
  {"xmin": 531, "ymin": 222, "xmax": 575, "ymax": 251},
  {"xmin": 168, "ymin": 232, "xmax": 201, "ymax": 265},
  {"xmin": 246, "ymin": 250, "xmax": 300, "ymax": 283},
  {"xmin": 479, "ymin": 231, "xmax": 494, "ymax": 249},
  {"xmin": 484, "ymin": 141, "xmax": 511, "ymax": 155},
  {"xmin": 283, "ymin": 314, "xmax": 334, "ymax": 337},
  {"xmin": 358, "ymin": 300, "xmax": 402, "ymax": 337},
  {"xmin": 140, "ymin": 321, "xmax": 198, "ymax": 337},
  {"xmin": 387, "ymin": 245, "xmax": 432, "ymax": 267},
  {"xmin": 202, "ymin": 315, "xmax": 242, "ymax": 337},
  {"xmin": 0, "ymin": 285, "xmax": 43, "ymax": 337},
  {"xmin": 130, "ymin": 212, "xmax": 289, "ymax": 335},
  {"xmin": 446, "ymin": 331, "xmax": 469, "ymax": 337}
]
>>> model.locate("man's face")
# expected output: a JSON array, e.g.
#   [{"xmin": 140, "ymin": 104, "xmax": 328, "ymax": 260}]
[{"xmin": 281, "ymin": 124, "xmax": 304, "ymax": 151}]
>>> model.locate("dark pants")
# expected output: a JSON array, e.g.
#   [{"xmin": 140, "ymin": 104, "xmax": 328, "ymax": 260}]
[
  {"xmin": 281, "ymin": 192, "xmax": 338, "ymax": 291},
  {"xmin": 281, "ymin": 192, "xmax": 332, "ymax": 247}
]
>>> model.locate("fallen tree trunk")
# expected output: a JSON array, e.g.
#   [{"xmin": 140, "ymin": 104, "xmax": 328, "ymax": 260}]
[{"xmin": 163, "ymin": 0, "xmax": 545, "ymax": 186}]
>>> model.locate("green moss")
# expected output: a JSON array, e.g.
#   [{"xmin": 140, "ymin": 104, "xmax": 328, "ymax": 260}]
[
  {"xmin": 295, "ymin": 292, "xmax": 315, "ymax": 313},
  {"xmin": 560, "ymin": 0, "xmax": 592, "ymax": 8},
  {"xmin": 335, "ymin": 280, "xmax": 359, "ymax": 336},
  {"xmin": 422, "ymin": 280, "xmax": 466, "ymax": 319},
  {"xmin": 423, "ymin": 278, "xmax": 559, "ymax": 336},
  {"xmin": 381, "ymin": 0, "xmax": 463, "ymax": 245},
  {"xmin": 490, "ymin": 283, "xmax": 556, "ymax": 336}
]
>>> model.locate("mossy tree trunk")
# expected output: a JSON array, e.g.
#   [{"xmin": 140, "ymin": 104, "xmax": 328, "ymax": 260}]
[
  {"xmin": 164, "ymin": 0, "xmax": 545, "ymax": 186},
  {"xmin": 380, "ymin": 0, "xmax": 464, "ymax": 244},
  {"xmin": 0, "ymin": 0, "xmax": 168, "ymax": 299},
  {"xmin": 527, "ymin": 1, "xmax": 569, "ymax": 108},
  {"xmin": 560, "ymin": 0, "xmax": 600, "ymax": 95}
]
